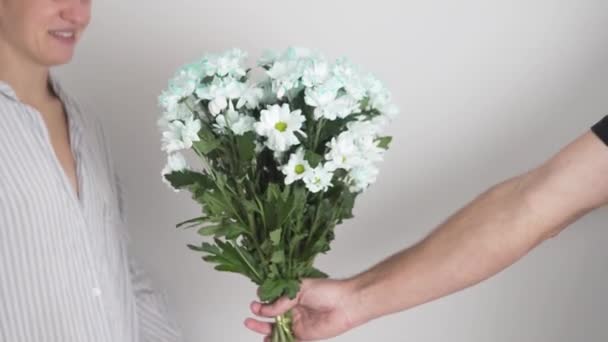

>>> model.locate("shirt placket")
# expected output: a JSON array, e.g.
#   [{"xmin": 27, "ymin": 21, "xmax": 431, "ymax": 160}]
[{"xmin": 23, "ymin": 99, "xmax": 115, "ymax": 341}]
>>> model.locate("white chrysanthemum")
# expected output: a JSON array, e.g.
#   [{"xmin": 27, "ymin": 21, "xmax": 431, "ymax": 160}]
[
  {"xmin": 332, "ymin": 58, "xmax": 366, "ymax": 100},
  {"xmin": 301, "ymin": 59, "xmax": 330, "ymax": 87},
  {"xmin": 281, "ymin": 148, "xmax": 311, "ymax": 185},
  {"xmin": 304, "ymin": 164, "xmax": 334, "ymax": 193},
  {"xmin": 258, "ymin": 49, "xmax": 281, "ymax": 67},
  {"xmin": 325, "ymin": 132, "xmax": 364, "ymax": 171},
  {"xmin": 158, "ymin": 90, "xmax": 182, "ymax": 115},
  {"xmin": 161, "ymin": 153, "xmax": 188, "ymax": 192},
  {"xmin": 196, "ymin": 77, "xmax": 247, "ymax": 116},
  {"xmin": 170, "ymin": 68, "xmax": 199, "ymax": 97},
  {"xmin": 346, "ymin": 119, "xmax": 383, "ymax": 137},
  {"xmin": 236, "ymin": 85, "xmax": 264, "ymax": 110},
  {"xmin": 158, "ymin": 64, "xmax": 201, "ymax": 114},
  {"xmin": 216, "ymin": 49, "xmax": 248, "ymax": 77},
  {"xmin": 313, "ymin": 95, "xmax": 360, "ymax": 121},
  {"xmin": 348, "ymin": 163, "xmax": 379, "ymax": 192},
  {"xmin": 200, "ymin": 48, "xmax": 248, "ymax": 78},
  {"xmin": 158, "ymin": 96, "xmax": 200, "ymax": 130},
  {"xmin": 214, "ymin": 106, "xmax": 255, "ymax": 136},
  {"xmin": 267, "ymin": 60, "xmax": 303, "ymax": 98},
  {"xmin": 304, "ymin": 82, "xmax": 339, "ymax": 109},
  {"xmin": 161, "ymin": 116, "xmax": 201, "ymax": 153},
  {"xmin": 254, "ymin": 104, "xmax": 306, "ymax": 152},
  {"xmin": 356, "ymin": 135, "xmax": 384, "ymax": 164},
  {"xmin": 161, "ymin": 152, "xmax": 188, "ymax": 175},
  {"xmin": 363, "ymin": 74, "xmax": 394, "ymax": 112}
]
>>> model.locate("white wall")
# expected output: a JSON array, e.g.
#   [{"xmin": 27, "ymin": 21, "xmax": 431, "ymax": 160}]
[{"xmin": 57, "ymin": 0, "xmax": 608, "ymax": 341}]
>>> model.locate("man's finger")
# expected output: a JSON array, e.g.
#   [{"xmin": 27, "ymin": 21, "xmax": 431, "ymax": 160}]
[
  {"xmin": 253, "ymin": 296, "xmax": 298, "ymax": 318},
  {"xmin": 244, "ymin": 318, "xmax": 273, "ymax": 335}
]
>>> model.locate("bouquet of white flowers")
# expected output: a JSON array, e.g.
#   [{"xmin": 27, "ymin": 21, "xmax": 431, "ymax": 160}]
[{"xmin": 158, "ymin": 47, "xmax": 398, "ymax": 341}]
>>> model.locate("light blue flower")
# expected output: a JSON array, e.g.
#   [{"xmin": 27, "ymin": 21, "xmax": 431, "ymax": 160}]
[
  {"xmin": 214, "ymin": 104, "xmax": 256, "ymax": 136},
  {"xmin": 196, "ymin": 77, "xmax": 247, "ymax": 115},
  {"xmin": 312, "ymin": 95, "xmax": 360, "ymax": 121},
  {"xmin": 236, "ymin": 85, "xmax": 264, "ymax": 110},
  {"xmin": 301, "ymin": 59, "xmax": 330, "ymax": 87},
  {"xmin": 169, "ymin": 68, "xmax": 199, "ymax": 97},
  {"xmin": 161, "ymin": 116, "xmax": 202, "ymax": 153},
  {"xmin": 267, "ymin": 60, "xmax": 303, "ymax": 98},
  {"xmin": 264, "ymin": 47, "xmax": 326, "ymax": 98},
  {"xmin": 200, "ymin": 48, "xmax": 248, "ymax": 78},
  {"xmin": 304, "ymin": 83, "xmax": 338, "ymax": 109},
  {"xmin": 332, "ymin": 58, "xmax": 366, "ymax": 100},
  {"xmin": 258, "ymin": 49, "xmax": 280, "ymax": 67}
]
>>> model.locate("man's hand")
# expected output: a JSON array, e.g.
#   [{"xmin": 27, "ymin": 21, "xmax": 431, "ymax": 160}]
[{"xmin": 245, "ymin": 278, "xmax": 362, "ymax": 341}]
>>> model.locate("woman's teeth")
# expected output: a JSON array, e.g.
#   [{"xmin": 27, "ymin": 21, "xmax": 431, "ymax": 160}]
[{"xmin": 50, "ymin": 31, "xmax": 75, "ymax": 38}]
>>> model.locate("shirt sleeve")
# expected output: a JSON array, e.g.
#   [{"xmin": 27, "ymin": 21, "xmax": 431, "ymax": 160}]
[
  {"xmin": 114, "ymin": 173, "xmax": 183, "ymax": 342},
  {"xmin": 591, "ymin": 115, "xmax": 608, "ymax": 147}
]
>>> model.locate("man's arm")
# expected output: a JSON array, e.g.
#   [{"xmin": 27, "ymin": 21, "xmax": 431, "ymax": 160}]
[
  {"xmin": 348, "ymin": 130, "xmax": 608, "ymax": 326},
  {"xmin": 247, "ymin": 123, "xmax": 608, "ymax": 341}
]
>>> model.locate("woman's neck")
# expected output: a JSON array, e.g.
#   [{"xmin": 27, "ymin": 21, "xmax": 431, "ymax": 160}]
[{"xmin": 0, "ymin": 41, "xmax": 54, "ymax": 105}]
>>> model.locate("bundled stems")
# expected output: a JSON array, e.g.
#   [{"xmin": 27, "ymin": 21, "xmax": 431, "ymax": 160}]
[{"xmin": 272, "ymin": 311, "xmax": 295, "ymax": 342}]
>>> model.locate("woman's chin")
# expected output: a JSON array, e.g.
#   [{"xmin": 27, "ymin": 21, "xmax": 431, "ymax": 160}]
[{"xmin": 40, "ymin": 52, "xmax": 75, "ymax": 67}]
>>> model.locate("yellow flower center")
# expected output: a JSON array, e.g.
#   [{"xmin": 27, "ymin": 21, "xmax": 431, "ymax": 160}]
[
  {"xmin": 295, "ymin": 164, "xmax": 306, "ymax": 175},
  {"xmin": 275, "ymin": 121, "xmax": 288, "ymax": 132}
]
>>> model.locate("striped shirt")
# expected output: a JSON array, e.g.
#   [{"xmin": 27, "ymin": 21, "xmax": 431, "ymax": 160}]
[{"xmin": 0, "ymin": 76, "xmax": 182, "ymax": 342}]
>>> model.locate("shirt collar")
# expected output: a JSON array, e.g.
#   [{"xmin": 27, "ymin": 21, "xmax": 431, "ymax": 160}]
[
  {"xmin": 0, "ymin": 72, "xmax": 66, "ymax": 103},
  {"xmin": 0, "ymin": 80, "xmax": 18, "ymax": 101}
]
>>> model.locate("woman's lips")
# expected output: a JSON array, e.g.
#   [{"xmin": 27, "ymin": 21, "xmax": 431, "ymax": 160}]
[{"xmin": 49, "ymin": 30, "xmax": 77, "ymax": 45}]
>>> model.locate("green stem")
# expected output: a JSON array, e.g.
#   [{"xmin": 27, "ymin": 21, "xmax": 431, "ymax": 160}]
[
  {"xmin": 234, "ymin": 245, "xmax": 262, "ymax": 283},
  {"xmin": 272, "ymin": 311, "xmax": 295, "ymax": 342},
  {"xmin": 305, "ymin": 193, "xmax": 323, "ymax": 248},
  {"xmin": 313, "ymin": 118, "xmax": 326, "ymax": 151}
]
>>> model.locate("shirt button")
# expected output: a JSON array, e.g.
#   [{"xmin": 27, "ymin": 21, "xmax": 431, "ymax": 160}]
[{"xmin": 92, "ymin": 287, "xmax": 102, "ymax": 297}]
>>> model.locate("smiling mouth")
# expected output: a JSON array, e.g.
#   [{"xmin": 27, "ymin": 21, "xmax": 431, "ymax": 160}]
[{"xmin": 49, "ymin": 30, "xmax": 76, "ymax": 40}]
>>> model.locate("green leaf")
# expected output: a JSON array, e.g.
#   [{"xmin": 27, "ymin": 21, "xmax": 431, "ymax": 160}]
[
  {"xmin": 294, "ymin": 131, "xmax": 307, "ymax": 144},
  {"xmin": 176, "ymin": 216, "xmax": 209, "ymax": 229},
  {"xmin": 271, "ymin": 250, "xmax": 285, "ymax": 264},
  {"xmin": 236, "ymin": 132, "xmax": 256, "ymax": 163},
  {"xmin": 265, "ymin": 183, "xmax": 282, "ymax": 201},
  {"xmin": 270, "ymin": 229, "xmax": 282, "ymax": 246},
  {"xmin": 200, "ymin": 242, "xmax": 221, "ymax": 255},
  {"xmin": 243, "ymin": 199, "xmax": 262, "ymax": 214},
  {"xmin": 187, "ymin": 244, "xmax": 205, "ymax": 252},
  {"xmin": 165, "ymin": 170, "xmax": 214, "ymax": 190},
  {"xmin": 214, "ymin": 264, "xmax": 246, "ymax": 273},
  {"xmin": 376, "ymin": 136, "xmax": 393, "ymax": 150},
  {"xmin": 303, "ymin": 267, "xmax": 329, "ymax": 279},
  {"xmin": 198, "ymin": 220, "xmax": 248, "ymax": 239},
  {"xmin": 288, "ymin": 233, "xmax": 307, "ymax": 252},
  {"xmin": 304, "ymin": 151, "xmax": 323, "ymax": 168},
  {"xmin": 197, "ymin": 224, "xmax": 224, "ymax": 236},
  {"xmin": 193, "ymin": 129, "xmax": 222, "ymax": 155},
  {"xmin": 284, "ymin": 280, "xmax": 300, "ymax": 300},
  {"xmin": 224, "ymin": 223, "xmax": 249, "ymax": 240},
  {"xmin": 340, "ymin": 191, "xmax": 357, "ymax": 220},
  {"xmin": 259, "ymin": 279, "xmax": 300, "ymax": 302},
  {"xmin": 259, "ymin": 279, "xmax": 285, "ymax": 302}
]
